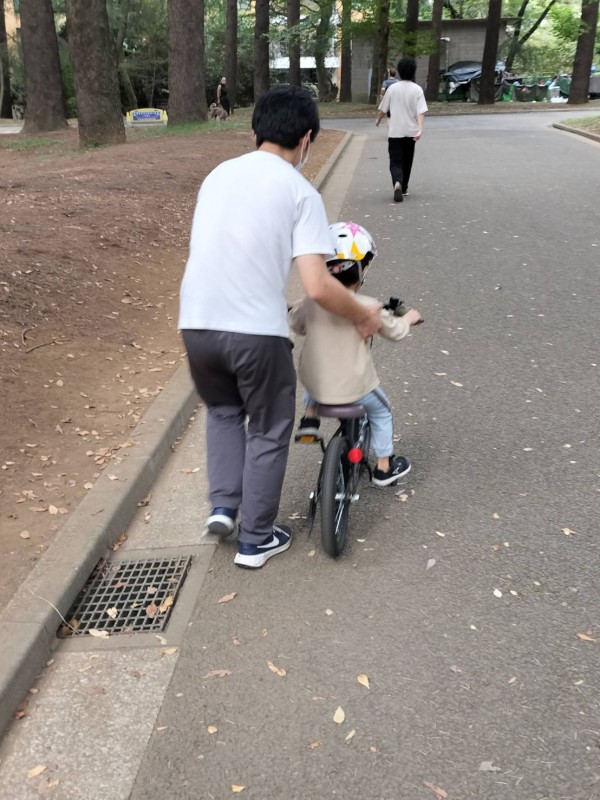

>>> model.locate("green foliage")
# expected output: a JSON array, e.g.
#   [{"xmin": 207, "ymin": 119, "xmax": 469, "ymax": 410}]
[{"xmin": 549, "ymin": 3, "xmax": 581, "ymax": 44}]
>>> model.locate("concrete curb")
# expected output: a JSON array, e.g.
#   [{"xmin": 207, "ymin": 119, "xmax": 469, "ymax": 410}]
[
  {"xmin": 0, "ymin": 365, "xmax": 198, "ymax": 735},
  {"xmin": 0, "ymin": 133, "xmax": 352, "ymax": 739},
  {"xmin": 552, "ymin": 122, "xmax": 600, "ymax": 143}
]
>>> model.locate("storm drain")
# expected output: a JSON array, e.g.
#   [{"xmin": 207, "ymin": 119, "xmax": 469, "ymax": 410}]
[{"xmin": 61, "ymin": 556, "xmax": 193, "ymax": 637}]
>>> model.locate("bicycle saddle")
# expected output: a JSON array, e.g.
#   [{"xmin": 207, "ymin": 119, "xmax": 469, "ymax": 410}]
[{"xmin": 315, "ymin": 403, "xmax": 367, "ymax": 419}]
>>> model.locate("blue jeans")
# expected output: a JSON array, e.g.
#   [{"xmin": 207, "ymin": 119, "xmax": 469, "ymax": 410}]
[{"xmin": 305, "ymin": 387, "xmax": 394, "ymax": 457}]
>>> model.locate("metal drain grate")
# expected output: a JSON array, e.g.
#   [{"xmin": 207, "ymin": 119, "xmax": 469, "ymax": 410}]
[{"xmin": 62, "ymin": 556, "xmax": 193, "ymax": 636}]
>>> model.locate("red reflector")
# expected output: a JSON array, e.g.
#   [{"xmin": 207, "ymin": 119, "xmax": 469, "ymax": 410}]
[{"xmin": 347, "ymin": 447, "xmax": 363, "ymax": 464}]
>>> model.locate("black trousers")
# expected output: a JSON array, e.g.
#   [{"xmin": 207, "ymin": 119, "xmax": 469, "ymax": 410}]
[
  {"xmin": 182, "ymin": 329, "xmax": 295, "ymax": 544},
  {"xmin": 388, "ymin": 137, "xmax": 416, "ymax": 192}
]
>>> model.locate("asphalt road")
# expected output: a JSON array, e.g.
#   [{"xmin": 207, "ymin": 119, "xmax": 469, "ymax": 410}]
[{"xmin": 129, "ymin": 113, "xmax": 600, "ymax": 800}]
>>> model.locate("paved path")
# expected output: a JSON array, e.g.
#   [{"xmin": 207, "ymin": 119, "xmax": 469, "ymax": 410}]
[{"xmin": 1, "ymin": 113, "xmax": 598, "ymax": 800}]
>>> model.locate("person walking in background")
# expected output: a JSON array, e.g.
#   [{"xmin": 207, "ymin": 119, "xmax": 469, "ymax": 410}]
[
  {"xmin": 376, "ymin": 57, "xmax": 428, "ymax": 203},
  {"xmin": 179, "ymin": 86, "xmax": 382, "ymax": 569},
  {"xmin": 216, "ymin": 76, "xmax": 230, "ymax": 115},
  {"xmin": 380, "ymin": 67, "xmax": 399, "ymax": 101}
]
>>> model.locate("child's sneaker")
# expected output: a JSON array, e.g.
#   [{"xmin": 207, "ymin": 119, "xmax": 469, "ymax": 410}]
[
  {"xmin": 296, "ymin": 416, "xmax": 321, "ymax": 437},
  {"xmin": 234, "ymin": 524, "xmax": 292, "ymax": 569},
  {"xmin": 205, "ymin": 506, "xmax": 237, "ymax": 537},
  {"xmin": 372, "ymin": 455, "xmax": 411, "ymax": 487}
]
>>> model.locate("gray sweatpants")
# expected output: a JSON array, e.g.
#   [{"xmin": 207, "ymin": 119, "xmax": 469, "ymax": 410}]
[{"xmin": 182, "ymin": 329, "xmax": 296, "ymax": 545}]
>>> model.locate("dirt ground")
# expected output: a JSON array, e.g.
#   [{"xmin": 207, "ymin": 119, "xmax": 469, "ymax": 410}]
[{"xmin": 0, "ymin": 124, "xmax": 344, "ymax": 607}]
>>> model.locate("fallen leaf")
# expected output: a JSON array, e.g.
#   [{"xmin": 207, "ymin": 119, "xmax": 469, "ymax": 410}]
[
  {"xmin": 433, "ymin": 372, "xmax": 447, "ymax": 376},
  {"xmin": 508, "ymin": 676, "xmax": 517, "ymax": 684},
  {"xmin": 205, "ymin": 669, "xmax": 232, "ymax": 678},
  {"xmin": 449, "ymin": 664, "xmax": 462, "ymax": 674},
  {"xmin": 308, "ymin": 741, "xmax": 322, "ymax": 750},
  {"xmin": 333, "ymin": 706, "xmax": 345, "ymax": 724},
  {"xmin": 19, "ymin": 530, "xmax": 31, "ymax": 539},
  {"xmin": 217, "ymin": 592, "xmax": 238, "ymax": 604},
  {"xmin": 159, "ymin": 596, "xmax": 174, "ymax": 614},
  {"xmin": 561, "ymin": 528, "xmax": 576, "ymax": 536},
  {"xmin": 357, "ymin": 673, "xmax": 370, "ymax": 689},
  {"xmin": 424, "ymin": 782, "xmax": 448, "ymax": 799},
  {"xmin": 267, "ymin": 660, "xmax": 287, "ymax": 677},
  {"xmin": 450, "ymin": 381, "xmax": 463, "ymax": 387},
  {"xmin": 155, "ymin": 634, "xmax": 167, "ymax": 645},
  {"xmin": 147, "ymin": 587, "xmax": 158, "ymax": 595},
  {"xmin": 493, "ymin": 512, "xmax": 500, "ymax": 519},
  {"xmin": 345, "ymin": 729, "xmax": 356, "ymax": 741},
  {"xmin": 145, "ymin": 602, "xmax": 158, "ymax": 618},
  {"xmin": 27, "ymin": 765, "xmax": 47, "ymax": 780},
  {"xmin": 231, "ymin": 785, "xmax": 246, "ymax": 793},
  {"xmin": 435, "ymin": 531, "xmax": 446, "ymax": 537},
  {"xmin": 106, "ymin": 607, "xmax": 118, "ymax": 620},
  {"xmin": 307, "ymin": 549, "xmax": 316, "ymax": 557},
  {"xmin": 48, "ymin": 505, "xmax": 59, "ymax": 515},
  {"xmin": 576, "ymin": 632, "xmax": 596, "ymax": 642},
  {"xmin": 88, "ymin": 629, "xmax": 110, "ymax": 639},
  {"xmin": 479, "ymin": 761, "xmax": 501, "ymax": 772},
  {"xmin": 325, "ymin": 608, "xmax": 334, "ymax": 616},
  {"xmin": 426, "ymin": 558, "xmax": 436, "ymax": 570},
  {"xmin": 207, "ymin": 725, "xmax": 218, "ymax": 734},
  {"xmin": 493, "ymin": 589, "xmax": 503, "ymax": 598},
  {"xmin": 161, "ymin": 647, "xmax": 179, "ymax": 656}
]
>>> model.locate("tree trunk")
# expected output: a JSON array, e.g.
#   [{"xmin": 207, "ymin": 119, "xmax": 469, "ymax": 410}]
[
  {"xmin": 425, "ymin": 0, "xmax": 444, "ymax": 101},
  {"xmin": 254, "ymin": 0, "xmax": 270, "ymax": 102},
  {"xmin": 376, "ymin": 0, "xmax": 391, "ymax": 98},
  {"xmin": 315, "ymin": 0, "xmax": 334, "ymax": 101},
  {"xmin": 339, "ymin": 0, "xmax": 352, "ymax": 101},
  {"xmin": 369, "ymin": 0, "xmax": 381, "ymax": 104},
  {"xmin": 0, "ymin": 0, "xmax": 13, "ymax": 118},
  {"xmin": 114, "ymin": 0, "xmax": 137, "ymax": 111},
  {"xmin": 65, "ymin": 0, "xmax": 124, "ymax": 145},
  {"xmin": 568, "ymin": 0, "xmax": 599, "ymax": 104},
  {"xmin": 225, "ymin": 0, "xmax": 238, "ymax": 110},
  {"xmin": 287, "ymin": 0, "xmax": 301, "ymax": 86},
  {"xmin": 478, "ymin": 0, "xmax": 502, "ymax": 105},
  {"xmin": 403, "ymin": 0, "xmax": 419, "ymax": 57},
  {"xmin": 505, "ymin": 0, "xmax": 556, "ymax": 72},
  {"xmin": 20, "ymin": 0, "xmax": 67, "ymax": 132},
  {"xmin": 168, "ymin": 0, "xmax": 207, "ymax": 124}
]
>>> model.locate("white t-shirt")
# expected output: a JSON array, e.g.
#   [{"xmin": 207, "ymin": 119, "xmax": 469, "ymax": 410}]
[
  {"xmin": 378, "ymin": 80, "xmax": 428, "ymax": 138},
  {"xmin": 178, "ymin": 150, "xmax": 335, "ymax": 338}
]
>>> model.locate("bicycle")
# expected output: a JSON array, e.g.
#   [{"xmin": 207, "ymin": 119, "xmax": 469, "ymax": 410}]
[
  {"xmin": 295, "ymin": 296, "xmax": 422, "ymax": 558},
  {"xmin": 297, "ymin": 402, "xmax": 372, "ymax": 558}
]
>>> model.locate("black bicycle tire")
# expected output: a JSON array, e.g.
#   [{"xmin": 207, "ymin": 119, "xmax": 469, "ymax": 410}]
[{"xmin": 320, "ymin": 434, "xmax": 350, "ymax": 558}]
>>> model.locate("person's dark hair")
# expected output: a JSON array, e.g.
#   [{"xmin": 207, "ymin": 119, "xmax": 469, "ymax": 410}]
[
  {"xmin": 397, "ymin": 57, "xmax": 417, "ymax": 81},
  {"xmin": 329, "ymin": 262, "xmax": 361, "ymax": 287},
  {"xmin": 389, "ymin": 67, "xmax": 397, "ymax": 77},
  {"xmin": 252, "ymin": 85, "xmax": 320, "ymax": 149}
]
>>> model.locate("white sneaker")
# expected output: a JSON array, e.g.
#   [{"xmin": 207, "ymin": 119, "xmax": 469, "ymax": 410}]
[{"xmin": 234, "ymin": 525, "xmax": 292, "ymax": 568}]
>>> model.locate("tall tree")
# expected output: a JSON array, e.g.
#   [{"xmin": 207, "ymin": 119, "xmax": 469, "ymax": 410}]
[
  {"xmin": 254, "ymin": 0, "xmax": 270, "ymax": 101},
  {"xmin": 66, "ymin": 0, "xmax": 125, "ymax": 145},
  {"xmin": 168, "ymin": 0, "xmax": 207, "ymax": 123},
  {"xmin": 425, "ymin": 0, "xmax": 444, "ymax": 102},
  {"xmin": 369, "ymin": 0, "xmax": 390, "ymax": 104},
  {"xmin": 504, "ymin": 0, "xmax": 557, "ymax": 72},
  {"xmin": 478, "ymin": 0, "xmax": 502, "ymax": 105},
  {"xmin": 568, "ymin": 0, "xmax": 599, "ymax": 104},
  {"xmin": 0, "ymin": 0, "xmax": 12, "ymax": 118},
  {"xmin": 20, "ymin": 0, "xmax": 67, "ymax": 132},
  {"xmin": 315, "ymin": 0, "xmax": 334, "ymax": 100},
  {"xmin": 225, "ymin": 0, "xmax": 238, "ymax": 110},
  {"xmin": 403, "ymin": 0, "xmax": 419, "ymax": 57},
  {"xmin": 339, "ymin": 0, "xmax": 352, "ymax": 101},
  {"xmin": 287, "ymin": 0, "xmax": 301, "ymax": 86},
  {"xmin": 114, "ymin": 0, "xmax": 138, "ymax": 111}
]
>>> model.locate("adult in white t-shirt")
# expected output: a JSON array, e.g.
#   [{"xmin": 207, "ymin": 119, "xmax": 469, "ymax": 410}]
[
  {"xmin": 375, "ymin": 57, "xmax": 428, "ymax": 203},
  {"xmin": 179, "ymin": 85, "xmax": 382, "ymax": 570}
]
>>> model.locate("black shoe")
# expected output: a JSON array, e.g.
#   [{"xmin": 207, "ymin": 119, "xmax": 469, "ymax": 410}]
[
  {"xmin": 372, "ymin": 455, "xmax": 411, "ymax": 487},
  {"xmin": 297, "ymin": 416, "xmax": 320, "ymax": 437},
  {"xmin": 393, "ymin": 185, "xmax": 403, "ymax": 203}
]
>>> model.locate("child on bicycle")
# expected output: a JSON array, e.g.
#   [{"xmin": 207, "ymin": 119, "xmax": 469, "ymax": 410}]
[{"xmin": 288, "ymin": 221, "xmax": 422, "ymax": 487}]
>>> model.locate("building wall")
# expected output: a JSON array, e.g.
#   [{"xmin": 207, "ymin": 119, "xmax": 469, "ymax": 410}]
[{"xmin": 351, "ymin": 18, "xmax": 512, "ymax": 102}]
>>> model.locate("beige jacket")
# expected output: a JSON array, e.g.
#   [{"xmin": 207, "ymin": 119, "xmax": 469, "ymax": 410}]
[{"xmin": 289, "ymin": 292, "xmax": 410, "ymax": 404}]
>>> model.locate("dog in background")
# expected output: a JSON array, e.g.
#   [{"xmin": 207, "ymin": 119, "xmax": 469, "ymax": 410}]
[{"xmin": 209, "ymin": 103, "xmax": 229, "ymax": 121}]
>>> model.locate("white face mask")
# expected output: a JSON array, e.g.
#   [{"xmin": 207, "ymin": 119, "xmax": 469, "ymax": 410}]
[{"xmin": 295, "ymin": 136, "xmax": 310, "ymax": 172}]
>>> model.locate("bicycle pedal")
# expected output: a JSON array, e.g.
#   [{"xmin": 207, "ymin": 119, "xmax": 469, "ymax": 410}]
[
  {"xmin": 334, "ymin": 493, "xmax": 360, "ymax": 502},
  {"xmin": 295, "ymin": 433, "xmax": 322, "ymax": 445}
]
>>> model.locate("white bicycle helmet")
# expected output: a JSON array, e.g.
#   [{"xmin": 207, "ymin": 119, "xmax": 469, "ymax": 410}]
[{"xmin": 326, "ymin": 222, "xmax": 377, "ymax": 283}]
